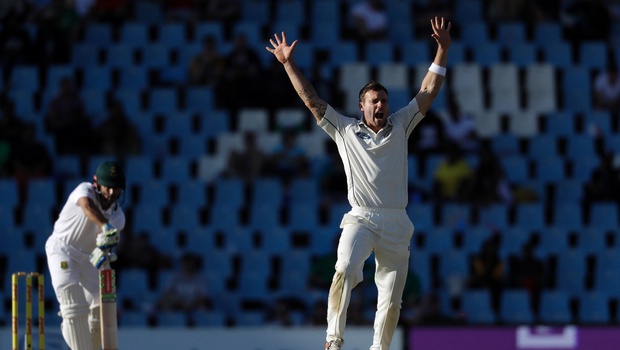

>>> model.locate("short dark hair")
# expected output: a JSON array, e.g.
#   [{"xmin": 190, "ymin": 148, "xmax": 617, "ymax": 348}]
[{"xmin": 358, "ymin": 81, "xmax": 388, "ymax": 102}]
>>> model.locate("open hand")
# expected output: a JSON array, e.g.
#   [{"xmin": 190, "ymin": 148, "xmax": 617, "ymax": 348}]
[
  {"xmin": 266, "ymin": 32, "xmax": 298, "ymax": 64},
  {"xmin": 431, "ymin": 16, "xmax": 451, "ymax": 49}
]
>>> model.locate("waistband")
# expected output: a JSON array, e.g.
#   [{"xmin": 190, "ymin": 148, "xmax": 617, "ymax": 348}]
[{"xmin": 351, "ymin": 206, "xmax": 406, "ymax": 214}]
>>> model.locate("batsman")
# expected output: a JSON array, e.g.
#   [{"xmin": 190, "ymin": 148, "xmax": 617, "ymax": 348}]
[{"xmin": 45, "ymin": 161, "xmax": 125, "ymax": 349}]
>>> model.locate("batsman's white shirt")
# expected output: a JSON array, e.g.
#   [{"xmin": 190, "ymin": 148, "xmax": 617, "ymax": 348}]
[
  {"xmin": 51, "ymin": 182, "xmax": 125, "ymax": 253},
  {"xmin": 46, "ymin": 182, "xmax": 125, "ymax": 302},
  {"xmin": 318, "ymin": 99, "xmax": 425, "ymax": 209}
]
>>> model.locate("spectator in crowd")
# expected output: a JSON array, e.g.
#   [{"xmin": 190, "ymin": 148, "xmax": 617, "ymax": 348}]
[
  {"xmin": 156, "ymin": 253, "xmax": 212, "ymax": 313},
  {"xmin": 410, "ymin": 292, "xmax": 459, "ymax": 325},
  {"xmin": 408, "ymin": 110, "xmax": 446, "ymax": 160},
  {"xmin": 164, "ymin": 0, "xmax": 200, "ymax": 22},
  {"xmin": 32, "ymin": 0, "xmax": 81, "ymax": 64},
  {"xmin": 432, "ymin": 142, "xmax": 473, "ymax": 202},
  {"xmin": 318, "ymin": 142, "xmax": 348, "ymax": 209},
  {"xmin": 203, "ymin": 0, "xmax": 240, "ymax": 23},
  {"xmin": 94, "ymin": 97, "xmax": 142, "ymax": 156},
  {"xmin": 115, "ymin": 230, "xmax": 173, "ymax": 290},
  {"xmin": 0, "ymin": 99, "xmax": 28, "ymax": 177},
  {"xmin": 267, "ymin": 127, "xmax": 310, "ymax": 185},
  {"xmin": 44, "ymin": 76, "xmax": 93, "ymax": 156},
  {"xmin": 85, "ymin": 0, "xmax": 128, "ymax": 23},
  {"xmin": 507, "ymin": 240, "xmax": 545, "ymax": 313},
  {"xmin": 188, "ymin": 35, "xmax": 225, "ymax": 87},
  {"xmin": 584, "ymin": 150, "xmax": 620, "ymax": 203},
  {"xmin": 486, "ymin": 0, "xmax": 547, "ymax": 23},
  {"xmin": 465, "ymin": 145, "xmax": 513, "ymax": 206},
  {"xmin": 349, "ymin": 0, "xmax": 388, "ymax": 41},
  {"xmin": 560, "ymin": 0, "xmax": 611, "ymax": 42},
  {"xmin": 593, "ymin": 61, "xmax": 620, "ymax": 110},
  {"xmin": 440, "ymin": 98, "xmax": 478, "ymax": 153},
  {"xmin": 10, "ymin": 123, "xmax": 53, "ymax": 203},
  {"xmin": 219, "ymin": 34, "xmax": 263, "ymax": 109},
  {"xmin": 0, "ymin": 12, "xmax": 33, "ymax": 72},
  {"xmin": 224, "ymin": 131, "xmax": 268, "ymax": 183},
  {"xmin": 468, "ymin": 234, "xmax": 505, "ymax": 312}
]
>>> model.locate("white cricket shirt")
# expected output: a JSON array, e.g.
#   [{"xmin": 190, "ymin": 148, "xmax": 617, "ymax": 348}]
[
  {"xmin": 51, "ymin": 182, "xmax": 126, "ymax": 253},
  {"xmin": 318, "ymin": 99, "xmax": 425, "ymax": 209}
]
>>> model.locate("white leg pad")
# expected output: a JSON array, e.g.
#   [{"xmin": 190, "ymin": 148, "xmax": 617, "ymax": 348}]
[
  {"xmin": 60, "ymin": 285, "xmax": 94, "ymax": 350},
  {"xmin": 90, "ymin": 307, "xmax": 102, "ymax": 350}
]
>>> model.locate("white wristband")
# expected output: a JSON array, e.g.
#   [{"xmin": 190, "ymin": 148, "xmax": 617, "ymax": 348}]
[{"xmin": 429, "ymin": 63, "xmax": 446, "ymax": 76}]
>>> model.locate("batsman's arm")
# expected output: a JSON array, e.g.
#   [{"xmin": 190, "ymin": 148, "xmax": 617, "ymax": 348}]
[{"xmin": 78, "ymin": 197, "xmax": 109, "ymax": 227}]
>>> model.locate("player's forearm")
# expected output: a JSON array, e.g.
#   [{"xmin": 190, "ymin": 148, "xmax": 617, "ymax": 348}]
[
  {"xmin": 78, "ymin": 197, "xmax": 108, "ymax": 227},
  {"xmin": 282, "ymin": 60, "xmax": 327, "ymax": 121},
  {"xmin": 421, "ymin": 47, "xmax": 448, "ymax": 97}
]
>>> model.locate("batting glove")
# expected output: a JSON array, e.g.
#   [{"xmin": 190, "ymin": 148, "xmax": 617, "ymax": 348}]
[
  {"xmin": 89, "ymin": 247, "xmax": 118, "ymax": 269},
  {"xmin": 96, "ymin": 223, "xmax": 119, "ymax": 249}
]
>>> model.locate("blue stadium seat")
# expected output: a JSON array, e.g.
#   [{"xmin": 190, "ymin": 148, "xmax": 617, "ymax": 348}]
[
  {"xmin": 328, "ymin": 41, "xmax": 358, "ymax": 67},
  {"xmin": 389, "ymin": 21, "xmax": 414, "ymax": 43},
  {"xmin": 113, "ymin": 88, "xmax": 143, "ymax": 116},
  {"xmin": 491, "ymin": 134, "xmax": 520, "ymax": 157},
  {"xmin": 118, "ymin": 22, "xmax": 149, "ymax": 47},
  {"xmin": 460, "ymin": 21, "xmax": 489, "ymax": 47},
  {"xmin": 410, "ymin": 250, "xmax": 431, "ymax": 292},
  {"xmin": 204, "ymin": 250, "xmax": 233, "ymax": 278},
  {"xmin": 118, "ymin": 66, "xmax": 148, "ymax": 90},
  {"xmin": 515, "ymin": 203, "xmax": 546, "ymax": 232},
  {"xmin": 134, "ymin": 0, "xmax": 164, "ymax": 24},
  {"xmin": 565, "ymin": 134, "xmax": 596, "ymax": 160},
  {"xmin": 527, "ymin": 135, "xmax": 557, "ymax": 161},
  {"xmin": 169, "ymin": 204, "xmax": 202, "ymax": 231},
  {"xmin": 507, "ymin": 42, "xmax": 538, "ymax": 68},
  {"xmin": 310, "ymin": 21, "xmax": 340, "ymax": 50},
  {"xmin": 542, "ymin": 42, "xmax": 573, "ymax": 68},
  {"xmin": 120, "ymin": 311, "xmax": 149, "ymax": 327},
  {"xmin": 83, "ymin": 23, "xmax": 113, "ymax": 47},
  {"xmin": 588, "ymin": 203, "xmax": 619, "ymax": 231},
  {"xmin": 194, "ymin": 21, "xmax": 224, "ymax": 43},
  {"xmin": 496, "ymin": 22, "xmax": 526, "ymax": 45},
  {"xmin": 232, "ymin": 22, "xmax": 263, "ymax": 47},
  {"xmin": 578, "ymin": 41, "xmax": 608, "ymax": 70},
  {"xmin": 534, "ymin": 157, "xmax": 565, "ymax": 184},
  {"xmin": 471, "ymin": 42, "xmax": 501, "ymax": 67},
  {"xmin": 105, "ymin": 44, "xmax": 136, "ymax": 69},
  {"xmin": 158, "ymin": 22, "xmax": 186, "ymax": 48},
  {"xmin": 10, "ymin": 65, "xmax": 39, "ymax": 92},
  {"xmin": 46, "ymin": 65, "xmax": 75, "ymax": 91},
  {"xmin": 138, "ymin": 179, "xmax": 169, "ymax": 207},
  {"xmin": 499, "ymin": 289, "xmax": 534, "ymax": 324},
  {"xmin": 71, "ymin": 44, "xmax": 100, "ymax": 67},
  {"xmin": 234, "ymin": 311, "xmax": 264, "ymax": 326},
  {"xmin": 461, "ymin": 289, "xmax": 496, "ymax": 324},
  {"xmin": 561, "ymin": 66, "xmax": 592, "ymax": 113},
  {"xmin": 401, "ymin": 40, "xmax": 431, "ymax": 66},
  {"xmin": 424, "ymin": 226, "xmax": 454, "ymax": 254},
  {"xmin": 499, "ymin": 227, "xmax": 532, "ymax": 257},
  {"xmin": 364, "ymin": 41, "xmax": 395, "ymax": 66},
  {"xmin": 240, "ymin": 0, "xmax": 270, "ymax": 24},
  {"xmin": 209, "ymin": 203, "xmax": 241, "ymax": 231},
  {"xmin": 570, "ymin": 155, "xmax": 598, "ymax": 183},
  {"xmin": 157, "ymin": 311, "xmax": 187, "ymax": 327},
  {"xmin": 533, "ymin": 22, "xmax": 563, "ymax": 48},
  {"xmin": 554, "ymin": 179, "xmax": 584, "ymax": 203},
  {"xmin": 287, "ymin": 202, "xmax": 320, "ymax": 231},
  {"xmin": 193, "ymin": 310, "xmax": 226, "ymax": 326},
  {"xmin": 551, "ymin": 202, "xmax": 583, "ymax": 231},
  {"xmin": 584, "ymin": 110, "xmax": 612, "ymax": 138},
  {"xmin": 132, "ymin": 203, "xmax": 164, "ymax": 234},
  {"xmin": 544, "ymin": 111, "xmax": 575, "ymax": 137},
  {"xmin": 439, "ymin": 250, "xmax": 469, "ymax": 284},
  {"xmin": 289, "ymin": 178, "xmax": 319, "ymax": 206},
  {"xmin": 141, "ymin": 44, "xmax": 171, "ymax": 69},
  {"xmin": 578, "ymin": 227, "xmax": 607, "ymax": 255},
  {"xmin": 407, "ymin": 203, "xmax": 434, "ymax": 233},
  {"xmin": 0, "ymin": 178, "xmax": 19, "ymax": 209},
  {"xmin": 454, "ymin": 0, "xmax": 483, "ymax": 23},
  {"xmin": 148, "ymin": 88, "xmax": 178, "ymax": 115},
  {"xmin": 539, "ymin": 290, "xmax": 572, "ymax": 324},
  {"xmin": 185, "ymin": 86, "xmax": 215, "ymax": 114},
  {"xmin": 478, "ymin": 204, "xmax": 509, "ymax": 230},
  {"xmin": 578, "ymin": 292, "xmax": 610, "ymax": 324},
  {"xmin": 275, "ymin": 0, "xmax": 305, "ymax": 22},
  {"xmin": 81, "ymin": 66, "xmax": 111, "ymax": 91},
  {"xmin": 499, "ymin": 156, "xmax": 529, "ymax": 184},
  {"xmin": 25, "ymin": 178, "xmax": 57, "ymax": 207},
  {"xmin": 555, "ymin": 249, "xmax": 587, "ymax": 295}
]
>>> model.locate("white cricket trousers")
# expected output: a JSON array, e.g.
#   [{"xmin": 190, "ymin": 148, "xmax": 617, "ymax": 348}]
[{"xmin": 326, "ymin": 206, "xmax": 414, "ymax": 350}]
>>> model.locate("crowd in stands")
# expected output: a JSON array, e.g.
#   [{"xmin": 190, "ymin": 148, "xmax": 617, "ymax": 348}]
[{"xmin": 2, "ymin": 0, "xmax": 620, "ymax": 328}]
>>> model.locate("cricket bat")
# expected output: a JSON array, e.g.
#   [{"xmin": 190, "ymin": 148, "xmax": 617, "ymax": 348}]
[{"xmin": 100, "ymin": 260, "xmax": 118, "ymax": 350}]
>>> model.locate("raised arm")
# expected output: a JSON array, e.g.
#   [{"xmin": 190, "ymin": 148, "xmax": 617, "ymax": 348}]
[
  {"xmin": 266, "ymin": 32, "xmax": 328, "ymax": 123},
  {"xmin": 415, "ymin": 17, "xmax": 452, "ymax": 115}
]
